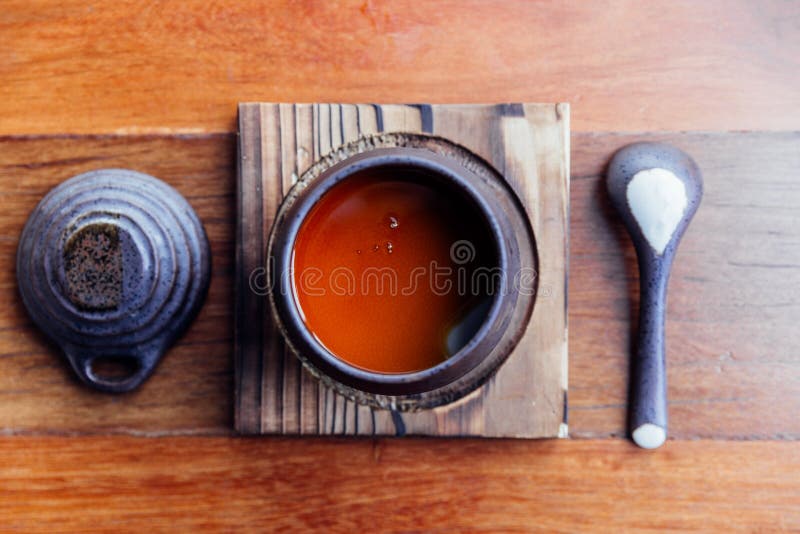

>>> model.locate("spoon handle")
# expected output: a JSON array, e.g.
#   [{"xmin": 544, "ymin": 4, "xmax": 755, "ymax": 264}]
[{"xmin": 630, "ymin": 253, "xmax": 669, "ymax": 449}]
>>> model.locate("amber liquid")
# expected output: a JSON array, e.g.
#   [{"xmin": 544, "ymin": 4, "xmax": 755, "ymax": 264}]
[{"xmin": 292, "ymin": 168, "xmax": 497, "ymax": 374}]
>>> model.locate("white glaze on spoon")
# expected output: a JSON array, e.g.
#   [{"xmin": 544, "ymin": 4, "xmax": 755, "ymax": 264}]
[
  {"xmin": 632, "ymin": 423, "xmax": 667, "ymax": 449},
  {"xmin": 626, "ymin": 168, "xmax": 688, "ymax": 255}
]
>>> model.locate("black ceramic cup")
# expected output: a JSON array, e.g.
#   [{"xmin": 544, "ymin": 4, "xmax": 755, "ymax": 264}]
[{"xmin": 268, "ymin": 145, "xmax": 537, "ymax": 410}]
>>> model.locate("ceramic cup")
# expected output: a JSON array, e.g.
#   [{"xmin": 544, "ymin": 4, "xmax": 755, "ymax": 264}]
[{"xmin": 268, "ymin": 146, "xmax": 537, "ymax": 410}]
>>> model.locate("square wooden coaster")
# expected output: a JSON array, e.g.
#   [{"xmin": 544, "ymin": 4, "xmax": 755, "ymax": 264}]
[{"xmin": 235, "ymin": 103, "xmax": 569, "ymax": 438}]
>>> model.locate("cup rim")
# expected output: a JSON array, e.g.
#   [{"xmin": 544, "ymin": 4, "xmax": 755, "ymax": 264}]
[{"xmin": 269, "ymin": 147, "xmax": 512, "ymax": 394}]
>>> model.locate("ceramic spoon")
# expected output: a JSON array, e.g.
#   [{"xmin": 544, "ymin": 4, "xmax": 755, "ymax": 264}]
[{"xmin": 606, "ymin": 142, "xmax": 703, "ymax": 449}]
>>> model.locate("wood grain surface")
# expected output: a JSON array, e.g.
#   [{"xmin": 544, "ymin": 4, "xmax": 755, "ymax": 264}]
[
  {"xmin": 0, "ymin": 437, "xmax": 797, "ymax": 531},
  {"xmin": 1, "ymin": 131, "xmax": 797, "ymax": 439},
  {"xmin": 1, "ymin": 0, "xmax": 799, "ymax": 135},
  {"xmin": 236, "ymin": 103, "xmax": 569, "ymax": 438},
  {"xmin": 2, "ymin": 1, "xmax": 799, "ymax": 529}
]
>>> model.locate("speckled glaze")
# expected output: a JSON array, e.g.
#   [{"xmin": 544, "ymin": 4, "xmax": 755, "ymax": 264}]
[
  {"xmin": 17, "ymin": 169, "xmax": 211, "ymax": 393},
  {"xmin": 607, "ymin": 142, "xmax": 703, "ymax": 448},
  {"xmin": 268, "ymin": 146, "xmax": 538, "ymax": 410}
]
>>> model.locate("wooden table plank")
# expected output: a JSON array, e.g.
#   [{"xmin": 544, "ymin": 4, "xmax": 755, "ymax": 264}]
[
  {"xmin": 0, "ymin": 436, "xmax": 797, "ymax": 531},
  {"xmin": 2, "ymin": 3, "xmax": 797, "ymax": 529},
  {"xmin": 1, "ymin": 131, "xmax": 798, "ymax": 439},
  {"xmin": 1, "ymin": 0, "xmax": 799, "ymax": 135},
  {"xmin": 570, "ymin": 132, "xmax": 800, "ymax": 439}
]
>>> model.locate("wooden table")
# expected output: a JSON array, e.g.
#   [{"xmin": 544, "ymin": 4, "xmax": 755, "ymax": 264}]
[{"xmin": 1, "ymin": 1, "xmax": 798, "ymax": 531}]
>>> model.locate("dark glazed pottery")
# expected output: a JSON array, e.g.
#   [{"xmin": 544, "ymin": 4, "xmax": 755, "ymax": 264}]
[
  {"xmin": 268, "ymin": 145, "xmax": 538, "ymax": 410},
  {"xmin": 17, "ymin": 169, "xmax": 211, "ymax": 393},
  {"xmin": 607, "ymin": 142, "xmax": 703, "ymax": 448}
]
